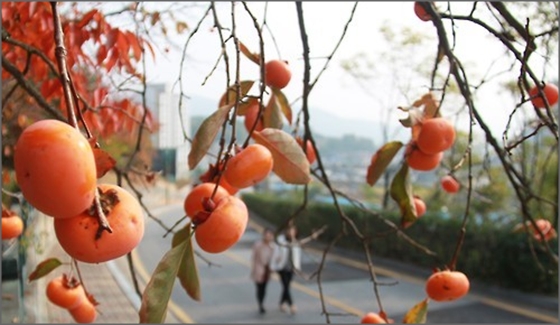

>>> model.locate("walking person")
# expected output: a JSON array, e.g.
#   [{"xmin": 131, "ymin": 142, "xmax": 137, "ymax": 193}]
[
  {"xmin": 250, "ymin": 227, "xmax": 275, "ymax": 314},
  {"xmin": 270, "ymin": 224, "xmax": 302, "ymax": 315}
]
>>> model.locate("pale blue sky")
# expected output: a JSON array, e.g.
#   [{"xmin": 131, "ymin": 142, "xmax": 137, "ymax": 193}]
[{"xmin": 102, "ymin": 2, "xmax": 558, "ymax": 140}]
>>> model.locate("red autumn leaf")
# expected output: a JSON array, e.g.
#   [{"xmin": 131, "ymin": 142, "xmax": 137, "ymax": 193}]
[{"xmin": 88, "ymin": 138, "xmax": 117, "ymax": 178}]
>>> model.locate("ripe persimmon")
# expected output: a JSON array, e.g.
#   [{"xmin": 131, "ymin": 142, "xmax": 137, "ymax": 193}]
[
  {"xmin": 54, "ymin": 184, "xmax": 145, "ymax": 263},
  {"xmin": 69, "ymin": 297, "xmax": 97, "ymax": 323},
  {"xmin": 416, "ymin": 117, "xmax": 456, "ymax": 155},
  {"xmin": 195, "ymin": 195, "xmax": 248, "ymax": 253},
  {"xmin": 184, "ymin": 182, "xmax": 230, "ymax": 218},
  {"xmin": 405, "ymin": 143, "xmax": 443, "ymax": 171},
  {"xmin": 2, "ymin": 213, "xmax": 24, "ymax": 240},
  {"xmin": 360, "ymin": 312, "xmax": 387, "ymax": 323},
  {"xmin": 413, "ymin": 196, "xmax": 427, "ymax": 217},
  {"xmin": 14, "ymin": 119, "xmax": 97, "ymax": 218},
  {"xmin": 296, "ymin": 137, "xmax": 317, "ymax": 165},
  {"xmin": 425, "ymin": 270, "xmax": 470, "ymax": 301},
  {"xmin": 46, "ymin": 275, "xmax": 86, "ymax": 310},
  {"xmin": 441, "ymin": 175, "xmax": 460, "ymax": 193},
  {"xmin": 244, "ymin": 102, "xmax": 264, "ymax": 133},
  {"xmin": 529, "ymin": 83, "xmax": 559, "ymax": 108},
  {"xmin": 224, "ymin": 144, "xmax": 273, "ymax": 189},
  {"xmin": 414, "ymin": 2, "xmax": 431, "ymax": 21},
  {"xmin": 264, "ymin": 59, "xmax": 291, "ymax": 89}
]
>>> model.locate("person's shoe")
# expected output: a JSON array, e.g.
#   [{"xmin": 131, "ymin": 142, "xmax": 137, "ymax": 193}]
[
  {"xmin": 280, "ymin": 303, "xmax": 288, "ymax": 313},
  {"xmin": 259, "ymin": 306, "xmax": 266, "ymax": 314},
  {"xmin": 290, "ymin": 304, "xmax": 297, "ymax": 315}
]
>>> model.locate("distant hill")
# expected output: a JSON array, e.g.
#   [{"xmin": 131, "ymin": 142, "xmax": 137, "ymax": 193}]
[{"xmin": 184, "ymin": 95, "xmax": 405, "ymax": 145}]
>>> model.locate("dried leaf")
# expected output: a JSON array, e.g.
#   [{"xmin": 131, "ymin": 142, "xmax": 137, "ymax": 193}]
[
  {"xmin": 218, "ymin": 80, "xmax": 255, "ymax": 108},
  {"xmin": 172, "ymin": 224, "xmax": 200, "ymax": 301},
  {"xmin": 251, "ymin": 129, "xmax": 311, "ymax": 184},
  {"xmin": 412, "ymin": 92, "xmax": 440, "ymax": 119},
  {"xmin": 366, "ymin": 141, "xmax": 403, "ymax": 186},
  {"xmin": 390, "ymin": 163, "xmax": 417, "ymax": 226},
  {"xmin": 236, "ymin": 97, "xmax": 259, "ymax": 116},
  {"xmin": 139, "ymin": 240, "xmax": 188, "ymax": 323},
  {"xmin": 272, "ymin": 88, "xmax": 292, "ymax": 125},
  {"xmin": 176, "ymin": 21, "xmax": 189, "ymax": 34},
  {"xmin": 262, "ymin": 94, "xmax": 284, "ymax": 130},
  {"xmin": 188, "ymin": 102, "xmax": 235, "ymax": 170},
  {"xmin": 403, "ymin": 298, "xmax": 429, "ymax": 324},
  {"xmin": 239, "ymin": 41, "xmax": 261, "ymax": 65},
  {"xmin": 28, "ymin": 258, "xmax": 63, "ymax": 282}
]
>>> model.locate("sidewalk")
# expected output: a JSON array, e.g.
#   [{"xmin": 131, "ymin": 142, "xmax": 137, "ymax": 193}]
[{"xmin": 1, "ymin": 180, "xmax": 189, "ymax": 324}]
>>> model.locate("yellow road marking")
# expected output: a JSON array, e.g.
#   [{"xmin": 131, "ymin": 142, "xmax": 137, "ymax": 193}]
[
  {"xmin": 249, "ymin": 219, "xmax": 559, "ymax": 323},
  {"xmin": 131, "ymin": 249, "xmax": 195, "ymax": 324},
  {"xmin": 223, "ymin": 249, "xmax": 365, "ymax": 316}
]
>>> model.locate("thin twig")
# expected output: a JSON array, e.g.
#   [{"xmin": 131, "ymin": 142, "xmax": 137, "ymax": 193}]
[
  {"xmin": 50, "ymin": 2, "xmax": 78, "ymax": 128},
  {"xmin": 1, "ymin": 54, "xmax": 66, "ymax": 121}
]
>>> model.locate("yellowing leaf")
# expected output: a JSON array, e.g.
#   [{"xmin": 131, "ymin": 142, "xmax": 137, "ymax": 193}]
[
  {"xmin": 172, "ymin": 224, "xmax": 200, "ymax": 301},
  {"xmin": 218, "ymin": 80, "xmax": 255, "ymax": 108},
  {"xmin": 251, "ymin": 129, "xmax": 311, "ymax": 184},
  {"xmin": 390, "ymin": 163, "xmax": 417, "ymax": 226},
  {"xmin": 366, "ymin": 141, "xmax": 403, "ymax": 186},
  {"xmin": 139, "ymin": 240, "xmax": 188, "ymax": 323},
  {"xmin": 239, "ymin": 41, "xmax": 261, "ymax": 65},
  {"xmin": 262, "ymin": 95, "xmax": 284, "ymax": 130},
  {"xmin": 272, "ymin": 88, "xmax": 292, "ymax": 125},
  {"xmin": 188, "ymin": 103, "xmax": 235, "ymax": 170},
  {"xmin": 403, "ymin": 298, "xmax": 429, "ymax": 324},
  {"xmin": 28, "ymin": 258, "xmax": 62, "ymax": 282}
]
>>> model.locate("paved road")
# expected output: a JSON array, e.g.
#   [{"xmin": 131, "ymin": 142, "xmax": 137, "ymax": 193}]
[{"xmin": 131, "ymin": 203, "xmax": 558, "ymax": 324}]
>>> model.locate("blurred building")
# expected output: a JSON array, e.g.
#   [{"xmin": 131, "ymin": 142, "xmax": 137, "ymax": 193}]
[{"xmin": 145, "ymin": 83, "xmax": 190, "ymax": 181}]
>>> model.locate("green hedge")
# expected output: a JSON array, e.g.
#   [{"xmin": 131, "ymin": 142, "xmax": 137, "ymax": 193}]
[{"xmin": 242, "ymin": 192, "xmax": 558, "ymax": 295}]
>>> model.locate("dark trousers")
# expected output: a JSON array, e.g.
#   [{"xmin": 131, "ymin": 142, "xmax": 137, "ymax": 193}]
[
  {"xmin": 256, "ymin": 281, "xmax": 268, "ymax": 307},
  {"xmin": 278, "ymin": 269, "xmax": 293, "ymax": 306}
]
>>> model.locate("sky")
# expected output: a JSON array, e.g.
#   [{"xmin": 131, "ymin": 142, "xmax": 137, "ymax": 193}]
[{"xmin": 104, "ymin": 2, "xmax": 559, "ymax": 141}]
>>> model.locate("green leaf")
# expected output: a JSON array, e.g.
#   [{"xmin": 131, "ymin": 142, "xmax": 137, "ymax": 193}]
[
  {"xmin": 218, "ymin": 80, "xmax": 255, "ymax": 108},
  {"xmin": 390, "ymin": 163, "xmax": 417, "ymax": 225},
  {"xmin": 172, "ymin": 224, "xmax": 200, "ymax": 301},
  {"xmin": 139, "ymin": 240, "xmax": 188, "ymax": 323},
  {"xmin": 188, "ymin": 102, "xmax": 235, "ymax": 170},
  {"xmin": 239, "ymin": 41, "xmax": 261, "ymax": 65},
  {"xmin": 262, "ymin": 94, "xmax": 284, "ymax": 130},
  {"xmin": 28, "ymin": 258, "xmax": 62, "ymax": 282},
  {"xmin": 251, "ymin": 129, "xmax": 311, "ymax": 184},
  {"xmin": 366, "ymin": 141, "xmax": 403, "ymax": 186},
  {"xmin": 403, "ymin": 298, "xmax": 429, "ymax": 324},
  {"xmin": 271, "ymin": 88, "xmax": 292, "ymax": 125}
]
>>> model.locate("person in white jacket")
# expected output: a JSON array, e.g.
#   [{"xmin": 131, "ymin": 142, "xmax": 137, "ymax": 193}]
[{"xmin": 270, "ymin": 224, "xmax": 301, "ymax": 315}]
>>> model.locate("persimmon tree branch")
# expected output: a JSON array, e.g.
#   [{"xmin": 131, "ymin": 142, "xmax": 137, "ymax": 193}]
[
  {"xmin": 240, "ymin": 2, "xmax": 267, "ymax": 149},
  {"xmin": 309, "ymin": 2, "xmax": 358, "ymax": 92},
  {"xmin": 1, "ymin": 55, "xmax": 66, "ymax": 121},
  {"xmin": 50, "ymin": 2, "xmax": 78, "ymax": 128},
  {"xmin": 422, "ymin": 2, "xmax": 558, "ymax": 265}
]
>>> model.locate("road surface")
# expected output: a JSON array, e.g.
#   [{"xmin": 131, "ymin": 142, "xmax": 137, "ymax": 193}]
[{"xmin": 131, "ymin": 203, "xmax": 558, "ymax": 324}]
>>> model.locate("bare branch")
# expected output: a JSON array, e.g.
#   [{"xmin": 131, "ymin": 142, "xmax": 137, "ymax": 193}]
[{"xmin": 1, "ymin": 54, "xmax": 66, "ymax": 121}]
